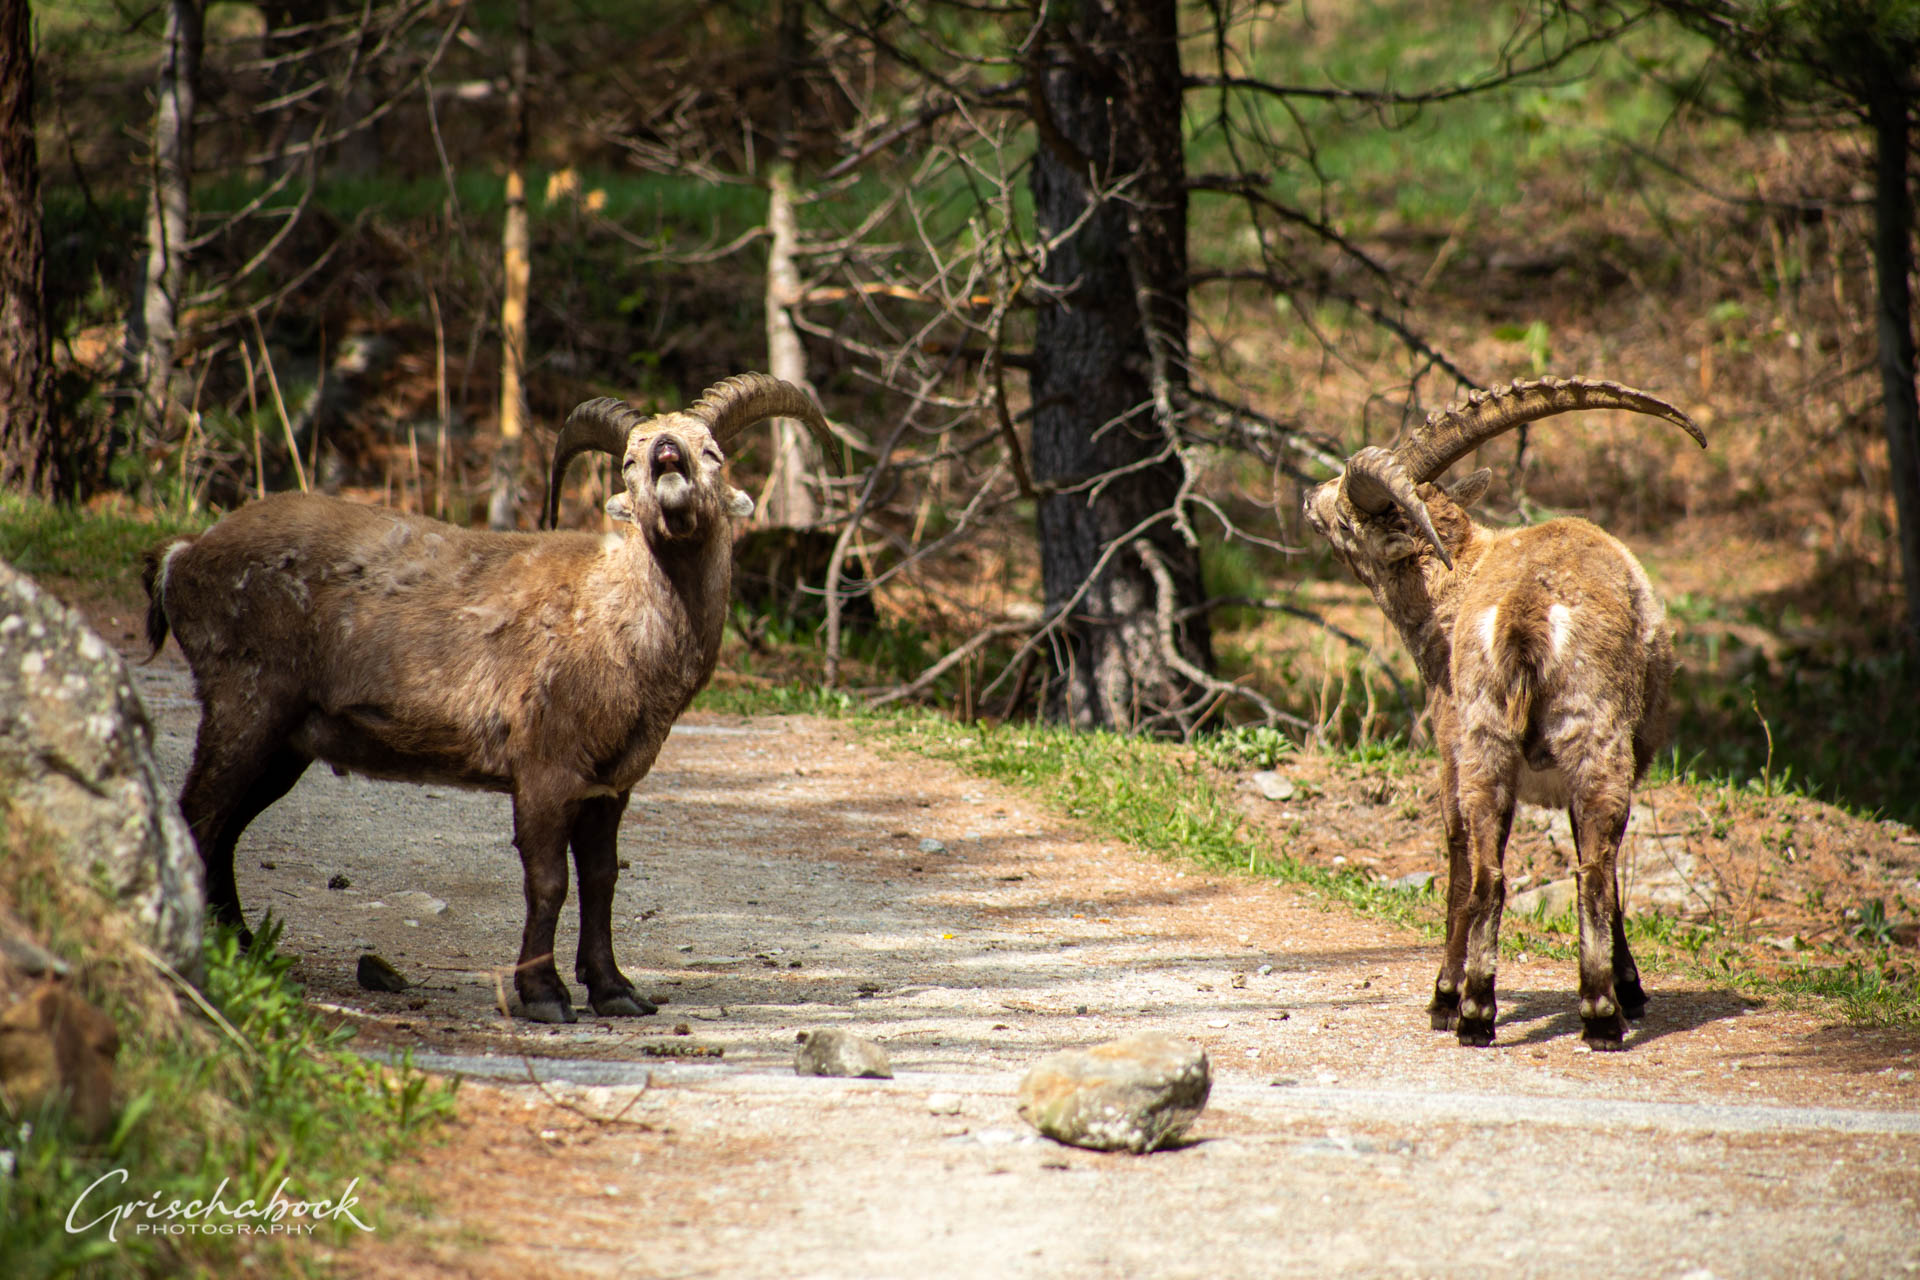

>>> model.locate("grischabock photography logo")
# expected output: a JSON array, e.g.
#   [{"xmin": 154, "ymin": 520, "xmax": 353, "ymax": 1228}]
[{"xmin": 65, "ymin": 1167, "xmax": 374, "ymax": 1241}]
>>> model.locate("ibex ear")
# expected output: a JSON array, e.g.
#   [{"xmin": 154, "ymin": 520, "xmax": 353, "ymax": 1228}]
[
  {"xmin": 605, "ymin": 491, "xmax": 634, "ymax": 523},
  {"xmin": 1446, "ymin": 468, "xmax": 1494, "ymax": 509},
  {"xmin": 725, "ymin": 487, "xmax": 754, "ymax": 519}
]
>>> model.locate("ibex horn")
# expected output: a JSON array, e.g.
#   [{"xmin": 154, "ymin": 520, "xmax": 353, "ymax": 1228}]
[
  {"xmin": 1398, "ymin": 376, "xmax": 1704, "ymax": 485},
  {"xmin": 544, "ymin": 397, "xmax": 648, "ymax": 530},
  {"xmin": 687, "ymin": 373, "xmax": 841, "ymax": 473},
  {"xmin": 1342, "ymin": 446, "xmax": 1455, "ymax": 571}
]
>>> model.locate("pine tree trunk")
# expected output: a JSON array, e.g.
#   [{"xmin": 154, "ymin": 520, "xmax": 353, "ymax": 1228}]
[
  {"xmin": 488, "ymin": 0, "xmax": 532, "ymax": 530},
  {"xmin": 1027, "ymin": 0, "xmax": 1211, "ymax": 731},
  {"xmin": 1866, "ymin": 83, "xmax": 1920, "ymax": 651},
  {"xmin": 0, "ymin": 0, "xmax": 56, "ymax": 498}
]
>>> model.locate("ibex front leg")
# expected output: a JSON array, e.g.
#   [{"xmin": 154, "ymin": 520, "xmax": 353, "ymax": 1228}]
[
  {"xmin": 571, "ymin": 790, "xmax": 657, "ymax": 1017},
  {"xmin": 511, "ymin": 778, "xmax": 579, "ymax": 1024}
]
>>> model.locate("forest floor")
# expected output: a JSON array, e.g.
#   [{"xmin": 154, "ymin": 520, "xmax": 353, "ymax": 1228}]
[{"xmin": 96, "ymin": 608, "xmax": 1920, "ymax": 1280}]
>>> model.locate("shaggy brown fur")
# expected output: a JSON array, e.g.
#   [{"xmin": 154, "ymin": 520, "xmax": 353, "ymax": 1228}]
[
  {"xmin": 144, "ymin": 377, "xmax": 825, "ymax": 1024},
  {"xmin": 1302, "ymin": 381, "xmax": 1701, "ymax": 1049}
]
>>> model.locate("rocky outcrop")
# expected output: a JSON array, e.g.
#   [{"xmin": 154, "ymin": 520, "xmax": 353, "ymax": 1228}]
[{"xmin": 0, "ymin": 558, "xmax": 204, "ymax": 974}]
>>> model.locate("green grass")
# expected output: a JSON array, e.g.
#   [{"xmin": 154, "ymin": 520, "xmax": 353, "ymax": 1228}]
[
  {"xmin": 1, "ymin": 813, "xmax": 455, "ymax": 1279},
  {"xmin": 1189, "ymin": 0, "xmax": 1718, "ymax": 227},
  {"xmin": 702, "ymin": 682, "xmax": 1919, "ymax": 1026},
  {"xmin": 1670, "ymin": 651, "xmax": 1920, "ymax": 826},
  {"xmin": 194, "ymin": 167, "xmax": 774, "ymax": 237},
  {"xmin": 0, "ymin": 493, "xmax": 209, "ymax": 589}
]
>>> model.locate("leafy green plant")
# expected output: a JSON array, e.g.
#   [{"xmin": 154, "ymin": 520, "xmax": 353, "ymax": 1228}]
[
  {"xmin": 1492, "ymin": 319, "xmax": 1553, "ymax": 373},
  {"xmin": 1197, "ymin": 723, "xmax": 1298, "ymax": 770},
  {"xmin": 1849, "ymin": 899, "xmax": 1896, "ymax": 948}
]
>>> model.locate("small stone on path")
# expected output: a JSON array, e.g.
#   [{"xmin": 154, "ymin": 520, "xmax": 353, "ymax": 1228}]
[
  {"xmin": 794, "ymin": 1028, "xmax": 893, "ymax": 1079},
  {"xmin": 1250, "ymin": 771, "xmax": 1295, "ymax": 801},
  {"xmin": 392, "ymin": 890, "xmax": 449, "ymax": 916},
  {"xmin": 1017, "ymin": 1032, "xmax": 1210, "ymax": 1154},
  {"xmin": 356, "ymin": 953, "xmax": 409, "ymax": 993}
]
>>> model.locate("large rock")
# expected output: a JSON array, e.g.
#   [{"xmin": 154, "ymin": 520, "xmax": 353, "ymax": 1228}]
[
  {"xmin": 1017, "ymin": 1033, "xmax": 1211, "ymax": 1153},
  {"xmin": 0, "ymin": 559, "xmax": 204, "ymax": 974}
]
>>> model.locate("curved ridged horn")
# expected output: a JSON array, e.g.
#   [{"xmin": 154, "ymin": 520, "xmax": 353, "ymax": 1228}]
[
  {"xmin": 1398, "ymin": 376, "xmax": 1704, "ymax": 485},
  {"xmin": 687, "ymin": 373, "xmax": 840, "ymax": 472},
  {"xmin": 1343, "ymin": 446, "xmax": 1455, "ymax": 571},
  {"xmin": 544, "ymin": 397, "xmax": 648, "ymax": 530}
]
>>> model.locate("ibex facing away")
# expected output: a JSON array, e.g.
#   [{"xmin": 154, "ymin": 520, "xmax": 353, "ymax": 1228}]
[{"xmin": 1302, "ymin": 377, "xmax": 1705, "ymax": 1049}]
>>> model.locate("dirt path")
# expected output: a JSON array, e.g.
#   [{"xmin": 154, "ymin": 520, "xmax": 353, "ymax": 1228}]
[{"xmin": 132, "ymin": 657, "xmax": 1920, "ymax": 1278}]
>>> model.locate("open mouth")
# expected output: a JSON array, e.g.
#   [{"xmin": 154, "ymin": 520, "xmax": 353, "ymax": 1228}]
[{"xmin": 650, "ymin": 436, "xmax": 688, "ymax": 481}]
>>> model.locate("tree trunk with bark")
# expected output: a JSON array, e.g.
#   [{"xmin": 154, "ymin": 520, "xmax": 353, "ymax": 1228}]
[
  {"xmin": 124, "ymin": 0, "xmax": 202, "ymax": 445},
  {"xmin": 488, "ymin": 0, "xmax": 532, "ymax": 530},
  {"xmin": 1027, "ymin": 0, "xmax": 1211, "ymax": 731},
  {"xmin": 1866, "ymin": 80, "xmax": 1920, "ymax": 651},
  {"xmin": 0, "ymin": 0, "xmax": 57, "ymax": 498},
  {"xmin": 760, "ymin": 0, "xmax": 822, "ymax": 528}
]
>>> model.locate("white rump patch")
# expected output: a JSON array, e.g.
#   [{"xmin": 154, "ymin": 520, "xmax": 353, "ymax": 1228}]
[
  {"xmin": 1477, "ymin": 606, "xmax": 1500, "ymax": 655},
  {"xmin": 1547, "ymin": 603, "xmax": 1573, "ymax": 658},
  {"xmin": 157, "ymin": 539, "xmax": 189, "ymax": 602}
]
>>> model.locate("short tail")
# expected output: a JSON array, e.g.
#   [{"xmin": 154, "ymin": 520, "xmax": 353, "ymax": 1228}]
[
  {"xmin": 140, "ymin": 537, "xmax": 193, "ymax": 662},
  {"xmin": 1493, "ymin": 583, "xmax": 1554, "ymax": 742}
]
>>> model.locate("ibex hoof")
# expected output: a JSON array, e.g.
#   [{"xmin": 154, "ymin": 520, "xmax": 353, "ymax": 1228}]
[
  {"xmin": 1456, "ymin": 1017, "xmax": 1495, "ymax": 1048},
  {"xmin": 1617, "ymin": 984, "xmax": 1649, "ymax": 1022},
  {"xmin": 519, "ymin": 997, "xmax": 578, "ymax": 1024},
  {"xmin": 1582, "ymin": 1014, "xmax": 1628, "ymax": 1049},
  {"xmin": 1430, "ymin": 1008, "xmax": 1459, "ymax": 1032},
  {"xmin": 590, "ymin": 990, "xmax": 657, "ymax": 1018}
]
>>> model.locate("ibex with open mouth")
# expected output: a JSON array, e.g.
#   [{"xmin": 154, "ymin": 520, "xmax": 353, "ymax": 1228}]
[{"xmin": 146, "ymin": 374, "xmax": 835, "ymax": 1024}]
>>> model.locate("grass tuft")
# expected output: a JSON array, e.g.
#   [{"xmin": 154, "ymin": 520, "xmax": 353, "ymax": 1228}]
[
  {"xmin": 0, "ymin": 805, "xmax": 456, "ymax": 1278},
  {"xmin": 0, "ymin": 493, "xmax": 209, "ymax": 588}
]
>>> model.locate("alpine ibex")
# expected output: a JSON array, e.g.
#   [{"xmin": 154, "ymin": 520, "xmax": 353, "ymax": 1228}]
[
  {"xmin": 1302, "ymin": 377, "xmax": 1705, "ymax": 1049},
  {"xmin": 144, "ymin": 375, "xmax": 835, "ymax": 1023}
]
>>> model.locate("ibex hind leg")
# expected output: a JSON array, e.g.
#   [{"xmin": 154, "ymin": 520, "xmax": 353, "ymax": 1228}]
[
  {"xmin": 179, "ymin": 721, "xmax": 311, "ymax": 950},
  {"xmin": 1454, "ymin": 766, "xmax": 1516, "ymax": 1049},
  {"xmin": 1429, "ymin": 759, "xmax": 1471, "ymax": 1032},
  {"xmin": 1572, "ymin": 786, "xmax": 1634, "ymax": 1050},
  {"xmin": 1611, "ymin": 907, "xmax": 1648, "ymax": 1022}
]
